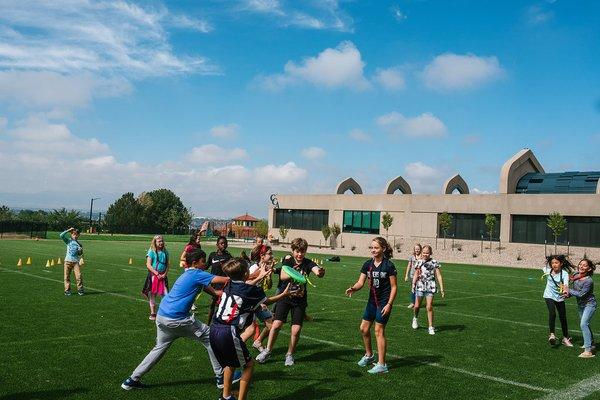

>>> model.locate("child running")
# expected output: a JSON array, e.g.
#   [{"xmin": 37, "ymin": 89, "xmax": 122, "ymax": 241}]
[
  {"xmin": 543, "ymin": 254, "xmax": 573, "ymax": 347},
  {"xmin": 411, "ymin": 244, "xmax": 445, "ymax": 334},
  {"xmin": 346, "ymin": 236, "xmax": 397, "ymax": 374},
  {"xmin": 404, "ymin": 243, "xmax": 422, "ymax": 308},
  {"xmin": 256, "ymin": 238, "xmax": 325, "ymax": 366},
  {"xmin": 122, "ymin": 248, "xmax": 241, "ymax": 390},
  {"xmin": 142, "ymin": 235, "xmax": 170, "ymax": 321},
  {"xmin": 566, "ymin": 258, "xmax": 596, "ymax": 357},
  {"xmin": 210, "ymin": 258, "xmax": 295, "ymax": 400},
  {"xmin": 60, "ymin": 227, "xmax": 84, "ymax": 296},
  {"xmin": 207, "ymin": 236, "xmax": 233, "ymax": 323}
]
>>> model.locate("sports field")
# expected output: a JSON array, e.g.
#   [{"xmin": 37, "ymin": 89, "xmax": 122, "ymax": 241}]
[{"xmin": 1, "ymin": 238, "xmax": 598, "ymax": 400}]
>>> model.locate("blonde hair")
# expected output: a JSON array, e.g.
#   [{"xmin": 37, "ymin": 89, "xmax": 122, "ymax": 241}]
[
  {"xmin": 150, "ymin": 235, "xmax": 165, "ymax": 253},
  {"xmin": 413, "ymin": 243, "xmax": 422, "ymax": 256}
]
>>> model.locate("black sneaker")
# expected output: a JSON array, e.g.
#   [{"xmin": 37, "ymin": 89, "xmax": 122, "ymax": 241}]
[
  {"xmin": 121, "ymin": 377, "xmax": 145, "ymax": 390},
  {"xmin": 64, "ymin": 290, "xmax": 72, "ymax": 296},
  {"xmin": 77, "ymin": 289, "xmax": 84, "ymax": 296}
]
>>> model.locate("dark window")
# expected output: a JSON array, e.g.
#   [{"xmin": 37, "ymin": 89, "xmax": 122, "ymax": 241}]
[
  {"xmin": 274, "ymin": 209, "xmax": 329, "ymax": 231},
  {"xmin": 438, "ymin": 213, "xmax": 501, "ymax": 241},
  {"xmin": 512, "ymin": 215, "xmax": 600, "ymax": 247},
  {"xmin": 343, "ymin": 211, "xmax": 380, "ymax": 234}
]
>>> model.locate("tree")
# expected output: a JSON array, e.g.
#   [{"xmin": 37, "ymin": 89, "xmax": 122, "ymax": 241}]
[
  {"xmin": 47, "ymin": 208, "xmax": 85, "ymax": 230},
  {"xmin": 382, "ymin": 212, "xmax": 394, "ymax": 238},
  {"xmin": 330, "ymin": 223, "xmax": 341, "ymax": 249},
  {"xmin": 439, "ymin": 212, "xmax": 453, "ymax": 250},
  {"xmin": 321, "ymin": 225, "xmax": 331, "ymax": 246},
  {"xmin": 547, "ymin": 212, "xmax": 567, "ymax": 254},
  {"xmin": 279, "ymin": 225, "xmax": 289, "ymax": 242},
  {"xmin": 104, "ymin": 193, "xmax": 145, "ymax": 233},
  {"xmin": 0, "ymin": 205, "xmax": 13, "ymax": 220},
  {"xmin": 255, "ymin": 220, "xmax": 268, "ymax": 238},
  {"xmin": 485, "ymin": 214, "xmax": 497, "ymax": 253}
]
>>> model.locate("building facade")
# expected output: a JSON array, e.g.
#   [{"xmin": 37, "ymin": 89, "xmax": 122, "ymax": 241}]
[{"xmin": 267, "ymin": 149, "xmax": 600, "ymax": 256}]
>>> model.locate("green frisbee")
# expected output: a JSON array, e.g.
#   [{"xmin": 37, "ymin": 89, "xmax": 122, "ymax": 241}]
[{"xmin": 282, "ymin": 265, "xmax": 307, "ymax": 284}]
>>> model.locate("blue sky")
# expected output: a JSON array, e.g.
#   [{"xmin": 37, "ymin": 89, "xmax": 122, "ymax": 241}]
[{"xmin": 0, "ymin": 0, "xmax": 598, "ymax": 218}]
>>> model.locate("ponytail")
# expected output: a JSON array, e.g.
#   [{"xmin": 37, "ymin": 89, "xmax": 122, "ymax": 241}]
[{"xmin": 373, "ymin": 236, "xmax": 393, "ymax": 259}]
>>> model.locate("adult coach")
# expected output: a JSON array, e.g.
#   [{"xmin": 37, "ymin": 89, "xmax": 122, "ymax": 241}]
[{"xmin": 60, "ymin": 227, "xmax": 84, "ymax": 296}]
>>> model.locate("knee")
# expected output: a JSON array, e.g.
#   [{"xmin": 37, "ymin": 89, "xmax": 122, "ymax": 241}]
[
  {"xmin": 374, "ymin": 325, "xmax": 385, "ymax": 337},
  {"xmin": 271, "ymin": 321, "xmax": 283, "ymax": 331},
  {"xmin": 426, "ymin": 304, "xmax": 433, "ymax": 312},
  {"xmin": 291, "ymin": 325, "xmax": 302, "ymax": 336},
  {"xmin": 359, "ymin": 325, "xmax": 370, "ymax": 336}
]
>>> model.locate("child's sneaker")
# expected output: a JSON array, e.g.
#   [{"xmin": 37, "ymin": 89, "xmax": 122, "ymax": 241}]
[
  {"xmin": 428, "ymin": 326, "xmax": 435, "ymax": 335},
  {"xmin": 219, "ymin": 396, "xmax": 238, "ymax": 400},
  {"xmin": 77, "ymin": 289, "xmax": 84, "ymax": 296},
  {"xmin": 252, "ymin": 340, "xmax": 265, "ymax": 352},
  {"xmin": 407, "ymin": 303, "xmax": 414, "ymax": 309},
  {"xmin": 548, "ymin": 334, "xmax": 557, "ymax": 346},
  {"xmin": 64, "ymin": 290, "xmax": 72, "ymax": 296},
  {"xmin": 149, "ymin": 314, "xmax": 156, "ymax": 321},
  {"xmin": 357, "ymin": 354, "xmax": 376, "ymax": 367},
  {"xmin": 578, "ymin": 351, "xmax": 595, "ymax": 359},
  {"xmin": 284, "ymin": 353, "xmax": 295, "ymax": 366},
  {"xmin": 562, "ymin": 337, "xmax": 574, "ymax": 347},
  {"xmin": 121, "ymin": 377, "xmax": 145, "ymax": 390},
  {"xmin": 367, "ymin": 363, "xmax": 389, "ymax": 374},
  {"xmin": 191, "ymin": 304, "xmax": 197, "ymax": 311},
  {"xmin": 255, "ymin": 349, "xmax": 271, "ymax": 364},
  {"xmin": 580, "ymin": 344, "xmax": 596, "ymax": 350},
  {"xmin": 412, "ymin": 317, "xmax": 418, "ymax": 329}
]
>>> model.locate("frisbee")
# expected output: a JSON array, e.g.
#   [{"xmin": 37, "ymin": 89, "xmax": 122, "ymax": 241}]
[{"xmin": 282, "ymin": 265, "xmax": 307, "ymax": 284}]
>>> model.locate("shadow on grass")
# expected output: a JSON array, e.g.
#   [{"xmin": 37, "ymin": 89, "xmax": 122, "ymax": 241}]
[
  {"xmin": 1, "ymin": 388, "xmax": 88, "ymax": 400},
  {"xmin": 387, "ymin": 354, "xmax": 443, "ymax": 369},
  {"xmin": 435, "ymin": 324, "xmax": 466, "ymax": 332}
]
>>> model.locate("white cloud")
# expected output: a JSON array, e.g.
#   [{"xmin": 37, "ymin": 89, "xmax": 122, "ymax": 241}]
[
  {"xmin": 471, "ymin": 188, "xmax": 495, "ymax": 194},
  {"xmin": 169, "ymin": 14, "xmax": 213, "ymax": 33},
  {"xmin": 391, "ymin": 6, "xmax": 407, "ymax": 21},
  {"xmin": 373, "ymin": 67, "xmax": 405, "ymax": 90},
  {"xmin": 254, "ymin": 162, "xmax": 307, "ymax": 184},
  {"xmin": 404, "ymin": 162, "xmax": 446, "ymax": 193},
  {"xmin": 422, "ymin": 53, "xmax": 505, "ymax": 90},
  {"xmin": 526, "ymin": 5, "xmax": 553, "ymax": 25},
  {"xmin": 210, "ymin": 124, "xmax": 240, "ymax": 139},
  {"xmin": 301, "ymin": 146, "xmax": 326, "ymax": 159},
  {"xmin": 186, "ymin": 144, "xmax": 248, "ymax": 164},
  {"xmin": 348, "ymin": 129, "xmax": 370, "ymax": 142},
  {"xmin": 257, "ymin": 41, "xmax": 370, "ymax": 91},
  {"xmin": 377, "ymin": 112, "xmax": 447, "ymax": 138}
]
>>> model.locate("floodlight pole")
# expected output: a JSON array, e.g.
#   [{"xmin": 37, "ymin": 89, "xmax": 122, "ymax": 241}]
[{"xmin": 89, "ymin": 197, "xmax": 100, "ymax": 231}]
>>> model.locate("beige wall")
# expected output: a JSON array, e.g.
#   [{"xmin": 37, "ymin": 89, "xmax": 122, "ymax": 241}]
[{"xmin": 267, "ymin": 193, "xmax": 600, "ymax": 249}]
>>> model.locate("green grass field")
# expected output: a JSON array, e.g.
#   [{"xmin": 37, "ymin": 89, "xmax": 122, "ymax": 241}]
[{"xmin": 1, "ymin": 238, "xmax": 598, "ymax": 400}]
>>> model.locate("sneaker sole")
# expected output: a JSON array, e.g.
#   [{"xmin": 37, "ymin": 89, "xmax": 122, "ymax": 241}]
[{"xmin": 121, "ymin": 384, "xmax": 135, "ymax": 391}]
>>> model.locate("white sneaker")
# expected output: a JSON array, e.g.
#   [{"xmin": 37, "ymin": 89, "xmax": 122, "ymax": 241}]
[
  {"xmin": 407, "ymin": 303, "xmax": 414, "ymax": 309},
  {"xmin": 562, "ymin": 337, "xmax": 574, "ymax": 347},
  {"xmin": 412, "ymin": 317, "xmax": 418, "ymax": 329},
  {"xmin": 428, "ymin": 326, "xmax": 435, "ymax": 335},
  {"xmin": 255, "ymin": 349, "xmax": 271, "ymax": 364},
  {"xmin": 284, "ymin": 353, "xmax": 295, "ymax": 366}
]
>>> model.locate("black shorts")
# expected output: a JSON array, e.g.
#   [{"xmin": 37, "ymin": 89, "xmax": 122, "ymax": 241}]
[
  {"xmin": 209, "ymin": 324, "xmax": 251, "ymax": 368},
  {"xmin": 274, "ymin": 300, "xmax": 306, "ymax": 326}
]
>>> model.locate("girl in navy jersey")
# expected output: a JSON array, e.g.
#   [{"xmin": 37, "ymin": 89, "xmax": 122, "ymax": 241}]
[{"xmin": 346, "ymin": 237, "xmax": 397, "ymax": 374}]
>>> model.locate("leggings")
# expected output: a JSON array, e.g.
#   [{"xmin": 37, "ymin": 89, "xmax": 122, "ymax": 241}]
[{"xmin": 545, "ymin": 298, "xmax": 569, "ymax": 338}]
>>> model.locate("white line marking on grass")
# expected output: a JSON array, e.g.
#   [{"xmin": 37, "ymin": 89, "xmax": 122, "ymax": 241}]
[
  {"xmin": 0, "ymin": 267, "xmax": 147, "ymax": 303},
  {"xmin": 283, "ymin": 332, "xmax": 552, "ymax": 393},
  {"xmin": 96, "ymin": 269, "xmax": 108, "ymax": 272},
  {"xmin": 537, "ymin": 374, "xmax": 600, "ymax": 400}
]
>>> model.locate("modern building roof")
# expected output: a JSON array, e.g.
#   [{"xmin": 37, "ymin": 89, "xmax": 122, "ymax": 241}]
[
  {"xmin": 232, "ymin": 213, "xmax": 259, "ymax": 222},
  {"xmin": 516, "ymin": 172, "xmax": 600, "ymax": 194}
]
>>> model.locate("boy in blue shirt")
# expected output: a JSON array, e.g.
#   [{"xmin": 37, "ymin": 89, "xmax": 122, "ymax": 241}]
[
  {"xmin": 121, "ymin": 249, "xmax": 241, "ymax": 390},
  {"xmin": 60, "ymin": 227, "xmax": 84, "ymax": 296},
  {"xmin": 210, "ymin": 258, "xmax": 295, "ymax": 400}
]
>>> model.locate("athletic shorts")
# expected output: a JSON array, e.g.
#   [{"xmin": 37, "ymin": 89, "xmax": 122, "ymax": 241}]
[
  {"xmin": 274, "ymin": 301, "xmax": 306, "ymax": 326},
  {"xmin": 415, "ymin": 290, "xmax": 435, "ymax": 298},
  {"xmin": 209, "ymin": 324, "xmax": 251, "ymax": 368},
  {"xmin": 255, "ymin": 306, "xmax": 273, "ymax": 322},
  {"xmin": 362, "ymin": 301, "xmax": 390, "ymax": 325}
]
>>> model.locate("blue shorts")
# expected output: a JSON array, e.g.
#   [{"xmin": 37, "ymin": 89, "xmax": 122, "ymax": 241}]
[
  {"xmin": 209, "ymin": 324, "xmax": 251, "ymax": 368},
  {"xmin": 362, "ymin": 302, "xmax": 390, "ymax": 325},
  {"xmin": 416, "ymin": 290, "xmax": 435, "ymax": 298},
  {"xmin": 255, "ymin": 307, "xmax": 273, "ymax": 322}
]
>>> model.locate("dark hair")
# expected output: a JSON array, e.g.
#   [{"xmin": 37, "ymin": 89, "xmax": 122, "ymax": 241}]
[
  {"xmin": 217, "ymin": 235, "xmax": 228, "ymax": 244},
  {"xmin": 291, "ymin": 238, "xmax": 308, "ymax": 252},
  {"xmin": 579, "ymin": 258, "xmax": 596, "ymax": 276},
  {"xmin": 240, "ymin": 250, "xmax": 251, "ymax": 262},
  {"xmin": 186, "ymin": 248, "xmax": 206, "ymax": 266},
  {"xmin": 373, "ymin": 237, "xmax": 393, "ymax": 259},
  {"xmin": 187, "ymin": 235, "xmax": 201, "ymax": 247},
  {"xmin": 546, "ymin": 254, "xmax": 574, "ymax": 273},
  {"xmin": 250, "ymin": 243, "xmax": 262, "ymax": 262},
  {"xmin": 222, "ymin": 257, "xmax": 249, "ymax": 281}
]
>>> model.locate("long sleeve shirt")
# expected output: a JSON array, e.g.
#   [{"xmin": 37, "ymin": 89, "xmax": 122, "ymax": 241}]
[
  {"xmin": 60, "ymin": 230, "xmax": 82, "ymax": 263},
  {"xmin": 569, "ymin": 276, "xmax": 596, "ymax": 307}
]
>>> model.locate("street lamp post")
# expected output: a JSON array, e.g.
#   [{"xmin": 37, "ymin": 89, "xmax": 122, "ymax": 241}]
[{"xmin": 89, "ymin": 197, "xmax": 100, "ymax": 232}]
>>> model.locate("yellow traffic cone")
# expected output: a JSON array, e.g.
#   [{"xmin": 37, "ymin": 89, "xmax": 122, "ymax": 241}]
[
  {"xmin": 50, "ymin": 259, "xmax": 55, "ymax": 266},
  {"xmin": 79, "ymin": 257, "xmax": 85, "ymax": 266},
  {"xmin": 45, "ymin": 260, "xmax": 50, "ymax": 268},
  {"xmin": 17, "ymin": 258, "xmax": 22, "ymax": 267},
  {"xmin": 57, "ymin": 257, "xmax": 62, "ymax": 264},
  {"xmin": 26, "ymin": 257, "xmax": 32, "ymax": 265},
  {"xmin": 128, "ymin": 257, "xmax": 133, "ymax": 265}
]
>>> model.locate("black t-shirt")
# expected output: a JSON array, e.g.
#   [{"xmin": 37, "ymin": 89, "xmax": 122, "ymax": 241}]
[
  {"xmin": 360, "ymin": 258, "xmax": 397, "ymax": 306},
  {"xmin": 212, "ymin": 281, "xmax": 267, "ymax": 331},
  {"xmin": 208, "ymin": 251, "xmax": 232, "ymax": 277},
  {"xmin": 276, "ymin": 255, "xmax": 317, "ymax": 307}
]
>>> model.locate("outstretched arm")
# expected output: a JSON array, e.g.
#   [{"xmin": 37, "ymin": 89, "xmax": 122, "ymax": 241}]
[{"xmin": 345, "ymin": 273, "xmax": 367, "ymax": 297}]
